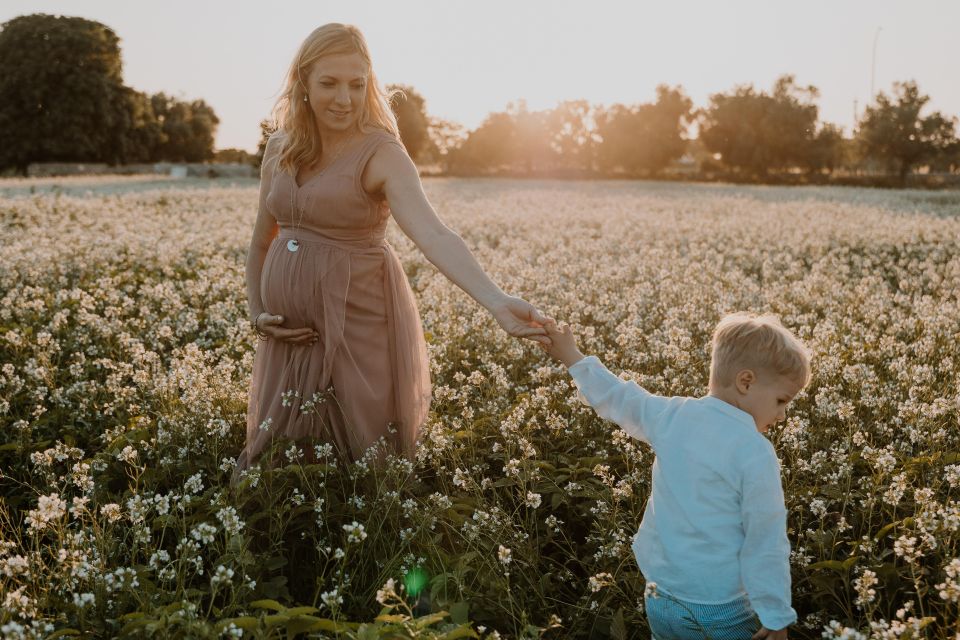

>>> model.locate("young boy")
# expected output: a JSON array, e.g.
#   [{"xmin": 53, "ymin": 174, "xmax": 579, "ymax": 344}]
[{"xmin": 541, "ymin": 312, "xmax": 811, "ymax": 640}]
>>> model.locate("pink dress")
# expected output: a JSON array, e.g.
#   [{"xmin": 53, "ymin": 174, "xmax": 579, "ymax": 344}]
[{"xmin": 236, "ymin": 129, "xmax": 431, "ymax": 471}]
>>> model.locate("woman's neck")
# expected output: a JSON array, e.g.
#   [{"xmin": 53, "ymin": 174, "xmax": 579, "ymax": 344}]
[{"xmin": 317, "ymin": 127, "xmax": 358, "ymax": 152}]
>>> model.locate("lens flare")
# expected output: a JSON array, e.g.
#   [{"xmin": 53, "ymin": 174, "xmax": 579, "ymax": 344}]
[{"xmin": 404, "ymin": 566, "xmax": 428, "ymax": 597}]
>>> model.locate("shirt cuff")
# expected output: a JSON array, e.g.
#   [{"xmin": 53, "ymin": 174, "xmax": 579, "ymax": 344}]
[
  {"xmin": 756, "ymin": 607, "xmax": 797, "ymax": 631},
  {"xmin": 567, "ymin": 354, "xmax": 602, "ymax": 376}
]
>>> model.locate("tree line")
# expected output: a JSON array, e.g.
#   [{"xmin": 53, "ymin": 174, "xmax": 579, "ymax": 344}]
[
  {"xmin": 4, "ymin": 13, "xmax": 958, "ymax": 186},
  {"xmin": 387, "ymin": 77, "xmax": 959, "ymax": 185},
  {"xmin": 0, "ymin": 14, "xmax": 219, "ymax": 174}
]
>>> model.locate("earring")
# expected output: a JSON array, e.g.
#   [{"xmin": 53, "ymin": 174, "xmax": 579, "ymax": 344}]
[{"xmin": 303, "ymin": 95, "xmax": 308, "ymax": 102}]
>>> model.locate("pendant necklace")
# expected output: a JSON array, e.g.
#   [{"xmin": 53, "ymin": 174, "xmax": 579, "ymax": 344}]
[{"xmin": 287, "ymin": 133, "xmax": 356, "ymax": 253}]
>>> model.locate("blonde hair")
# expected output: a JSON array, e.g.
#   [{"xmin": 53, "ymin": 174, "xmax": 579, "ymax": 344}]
[
  {"xmin": 709, "ymin": 312, "xmax": 812, "ymax": 389},
  {"xmin": 270, "ymin": 23, "xmax": 401, "ymax": 175}
]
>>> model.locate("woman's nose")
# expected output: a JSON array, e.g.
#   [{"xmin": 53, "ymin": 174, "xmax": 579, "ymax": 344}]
[{"xmin": 335, "ymin": 86, "xmax": 351, "ymax": 105}]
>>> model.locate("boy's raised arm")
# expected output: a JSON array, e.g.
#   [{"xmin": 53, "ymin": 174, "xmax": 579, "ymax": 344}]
[{"xmin": 543, "ymin": 323, "xmax": 663, "ymax": 444}]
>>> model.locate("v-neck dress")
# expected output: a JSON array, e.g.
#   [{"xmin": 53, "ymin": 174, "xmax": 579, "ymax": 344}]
[{"xmin": 236, "ymin": 129, "xmax": 431, "ymax": 472}]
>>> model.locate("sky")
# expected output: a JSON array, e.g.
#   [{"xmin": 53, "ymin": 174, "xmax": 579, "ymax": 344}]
[{"xmin": 2, "ymin": 0, "xmax": 957, "ymax": 152}]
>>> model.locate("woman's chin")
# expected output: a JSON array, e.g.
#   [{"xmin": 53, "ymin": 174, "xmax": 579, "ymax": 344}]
[{"xmin": 319, "ymin": 114, "xmax": 358, "ymax": 132}]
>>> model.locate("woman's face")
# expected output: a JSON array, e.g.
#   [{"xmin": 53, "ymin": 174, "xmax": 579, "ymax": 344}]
[{"xmin": 304, "ymin": 52, "xmax": 368, "ymax": 135}]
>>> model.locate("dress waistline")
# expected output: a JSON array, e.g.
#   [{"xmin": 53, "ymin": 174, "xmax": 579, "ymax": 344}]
[{"xmin": 278, "ymin": 226, "xmax": 387, "ymax": 251}]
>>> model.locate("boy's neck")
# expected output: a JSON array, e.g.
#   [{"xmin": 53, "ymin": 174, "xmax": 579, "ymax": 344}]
[{"xmin": 707, "ymin": 386, "xmax": 743, "ymax": 411}]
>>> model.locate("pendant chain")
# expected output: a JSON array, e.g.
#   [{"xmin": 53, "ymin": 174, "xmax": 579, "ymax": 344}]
[{"xmin": 288, "ymin": 133, "xmax": 356, "ymax": 247}]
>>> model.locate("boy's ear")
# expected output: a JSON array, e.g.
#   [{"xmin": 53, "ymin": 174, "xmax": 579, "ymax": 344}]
[{"xmin": 735, "ymin": 369, "xmax": 755, "ymax": 394}]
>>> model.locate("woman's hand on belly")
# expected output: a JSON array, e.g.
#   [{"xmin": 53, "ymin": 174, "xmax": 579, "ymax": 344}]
[{"xmin": 256, "ymin": 313, "xmax": 319, "ymax": 345}]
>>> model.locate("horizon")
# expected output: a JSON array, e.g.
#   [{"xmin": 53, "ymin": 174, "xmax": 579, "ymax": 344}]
[{"xmin": 1, "ymin": 0, "xmax": 957, "ymax": 153}]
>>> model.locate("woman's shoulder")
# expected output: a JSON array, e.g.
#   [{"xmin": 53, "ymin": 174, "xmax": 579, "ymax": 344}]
[
  {"xmin": 259, "ymin": 130, "xmax": 289, "ymax": 178},
  {"xmin": 360, "ymin": 127, "xmax": 404, "ymax": 151}
]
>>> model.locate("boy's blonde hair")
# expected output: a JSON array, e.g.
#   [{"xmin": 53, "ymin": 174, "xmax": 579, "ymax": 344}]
[{"xmin": 709, "ymin": 312, "xmax": 812, "ymax": 389}]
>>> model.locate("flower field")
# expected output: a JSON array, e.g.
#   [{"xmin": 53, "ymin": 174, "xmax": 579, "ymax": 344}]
[{"xmin": 1, "ymin": 177, "xmax": 959, "ymax": 639}]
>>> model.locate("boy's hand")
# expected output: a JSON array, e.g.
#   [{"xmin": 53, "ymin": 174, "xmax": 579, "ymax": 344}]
[
  {"xmin": 541, "ymin": 322, "xmax": 586, "ymax": 368},
  {"xmin": 753, "ymin": 626, "xmax": 788, "ymax": 640}
]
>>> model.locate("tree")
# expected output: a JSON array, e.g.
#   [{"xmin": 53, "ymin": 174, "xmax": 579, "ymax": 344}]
[
  {"xmin": 857, "ymin": 80, "xmax": 958, "ymax": 183},
  {"xmin": 446, "ymin": 102, "xmax": 558, "ymax": 174},
  {"xmin": 387, "ymin": 84, "xmax": 431, "ymax": 162},
  {"xmin": 447, "ymin": 111, "xmax": 516, "ymax": 173},
  {"xmin": 699, "ymin": 75, "xmax": 820, "ymax": 176},
  {"xmin": 930, "ymin": 138, "xmax": 960, "ymax": 174},
  {"xmin": 112, "ymin": 87, "xmax": 164, "ymax": 163},
  {"xmin": 547, "ymin": 100, "xmax": 596, "ymax": 171},
  {"xmin": 150, "ymin": 93, "xmax": 219, "ymax": 162},
  {"xmin": 0, "ymin": 14, "xmax": 132, "ymax": 173},
  {"xmin": 596, "ymin": 85, "xmax": 693, "ymax": 175},
  {"xmin": 254, "ymin": 119, "xmax": 275, "ymax": 169},
  {"xmin": 214, "ymin": 148, "xmax": 256, "ymax": 164},
  {"xmin": 426, "ymin": 117, "xmax": 465, "ymax": 167},
  {"xmin": 805, "ymin": 123, "xmax": 846, "ymax": 175},
  {"xmin": 508, "ymin": 100, "xmax": 557, "ymax": 173}
]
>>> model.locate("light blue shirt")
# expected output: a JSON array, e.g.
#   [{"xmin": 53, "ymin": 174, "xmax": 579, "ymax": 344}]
[{"xmin": 568, "ymin": 356, "xmax": 797, "ymax": 630}]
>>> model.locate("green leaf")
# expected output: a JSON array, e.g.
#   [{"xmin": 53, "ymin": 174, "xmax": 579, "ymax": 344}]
[
  {"xmin": 356, "ymin": 623, "xmax": 380, "ymax": 640},
  {"xmin": 119, "ymin": 618, "xmax": 155, "ymax": 635},
  {"xmin": 118, "ymin": 612, "xmax": 147, "ymax": 621},
  {"xmin": 286, "ymin": 615, "xmax": 325, "ymax": 636},
  {"xmin": 450, "ymin": 601, "xmax": 469, "ymax": 625},
  {"xmin": 263, "ymin": 614, "xmax": 289, "ymax": 627},
  {"xmin": 875, "ymin": 562, "xmax": 901, "ymax": 586},
  {"xmin": 456, "ymin": 551, "xmax": 478, "ymax": 570},
  {"xmin": 286, "ymin": 606, "xmax": 320, "ymax": 616},
  {"xmin": 219, "ymin": 617, "xmax": 260, "ymax": 631},
  {"xmin": 46, "ymin": 630, "xmax": 82, "ymax": 638},
  {"xmin": 307, "ymin": 618, "xmax": 356, "ymax": 632},
  {"xmin": 249, "ymin": 599, "xmax": 286, "ymax": 612},
  {"xmin": 415, "ymin": 612, "xmax": 449, "ymax": 629},
  {"xmin": 610, "ymin": 607, "xmax": 627, "ymax": 640},
  {"xmin": 551, "ymin": 492, "xmax": 563, "ymax": 510},
  {"xmin": 874, "ymin": 520, "xmax": 900, "ymax": 541},
  {"xmin": 440, "ymin": 627, "xmax": 479, "ymax": 640},
  {"xmin": 807, "ymin": 559, "xmax": 847, "ymax": 573},
  {"xmin": 808, "ymin": 573, "xmax": 838, "ymax": 594},
  {"xmin": 375, "ymin": 614, "xmax": 408, "ymax": 624}
]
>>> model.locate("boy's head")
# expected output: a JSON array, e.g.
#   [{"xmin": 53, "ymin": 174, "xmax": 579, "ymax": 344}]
[{"xmin": 709, "ymin": 312, "xmax": 812, "ymax": 432}]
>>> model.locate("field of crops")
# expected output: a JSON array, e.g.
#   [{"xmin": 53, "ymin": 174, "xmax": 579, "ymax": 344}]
[{"xmin": 1, "ymin": 176, "xmax": 959, "ymax": 638}]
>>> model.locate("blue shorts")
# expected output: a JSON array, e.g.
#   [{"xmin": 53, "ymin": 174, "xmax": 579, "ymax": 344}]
[{"xmin": 644, "ymin": 589, "xmax": 761, "ymax": 640}]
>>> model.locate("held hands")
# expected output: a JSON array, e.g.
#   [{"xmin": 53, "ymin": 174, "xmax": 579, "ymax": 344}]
[
  {"xmin": 490, "ymin": 295, "xmax": 554, "ymax": 346},
  {"xmin": 540, "ymin": 321, "xmax": 586, "ymax": 368},
  {"xmin": 753, "ymin": 627, "xmax": 788, "ymax": 640},
  {"xmin": 254, "ymin": 312, "xmax": 319, "ymax": 346}
]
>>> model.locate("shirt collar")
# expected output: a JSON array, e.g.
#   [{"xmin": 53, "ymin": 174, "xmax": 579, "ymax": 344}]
[{"xmin": 701, "ymin": 396, "xmax": 758, "ymax": 431}]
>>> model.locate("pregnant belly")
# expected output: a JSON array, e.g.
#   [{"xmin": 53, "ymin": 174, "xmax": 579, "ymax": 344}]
[{"xmin": 259, "ymin": 238, "xmax": 386, "ymax": 330}]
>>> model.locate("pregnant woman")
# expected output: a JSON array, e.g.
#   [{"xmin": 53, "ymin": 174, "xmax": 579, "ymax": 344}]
[{"xmin": 235, "ymin": 23, "xmax": 550, "ymax": 474}]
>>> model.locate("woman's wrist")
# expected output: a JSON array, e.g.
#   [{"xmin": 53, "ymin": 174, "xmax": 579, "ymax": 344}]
[
  {"xmin": 251, "ymin": 312, "xmax": 269, "ymax": 339},
  {"xmin": 477, "ymin": 290, "xmax": 509, "ymax": 313}
]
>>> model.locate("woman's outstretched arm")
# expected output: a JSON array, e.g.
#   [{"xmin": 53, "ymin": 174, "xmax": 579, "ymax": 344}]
[{"xmin": 365, "ymin": 140, "xmax": 552, "ymax": 345}]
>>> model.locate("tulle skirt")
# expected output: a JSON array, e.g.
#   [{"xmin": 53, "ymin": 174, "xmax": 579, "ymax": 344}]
[{"xmin": 235, "ymin": 226, "xmax": 431, "ymax": 473}]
